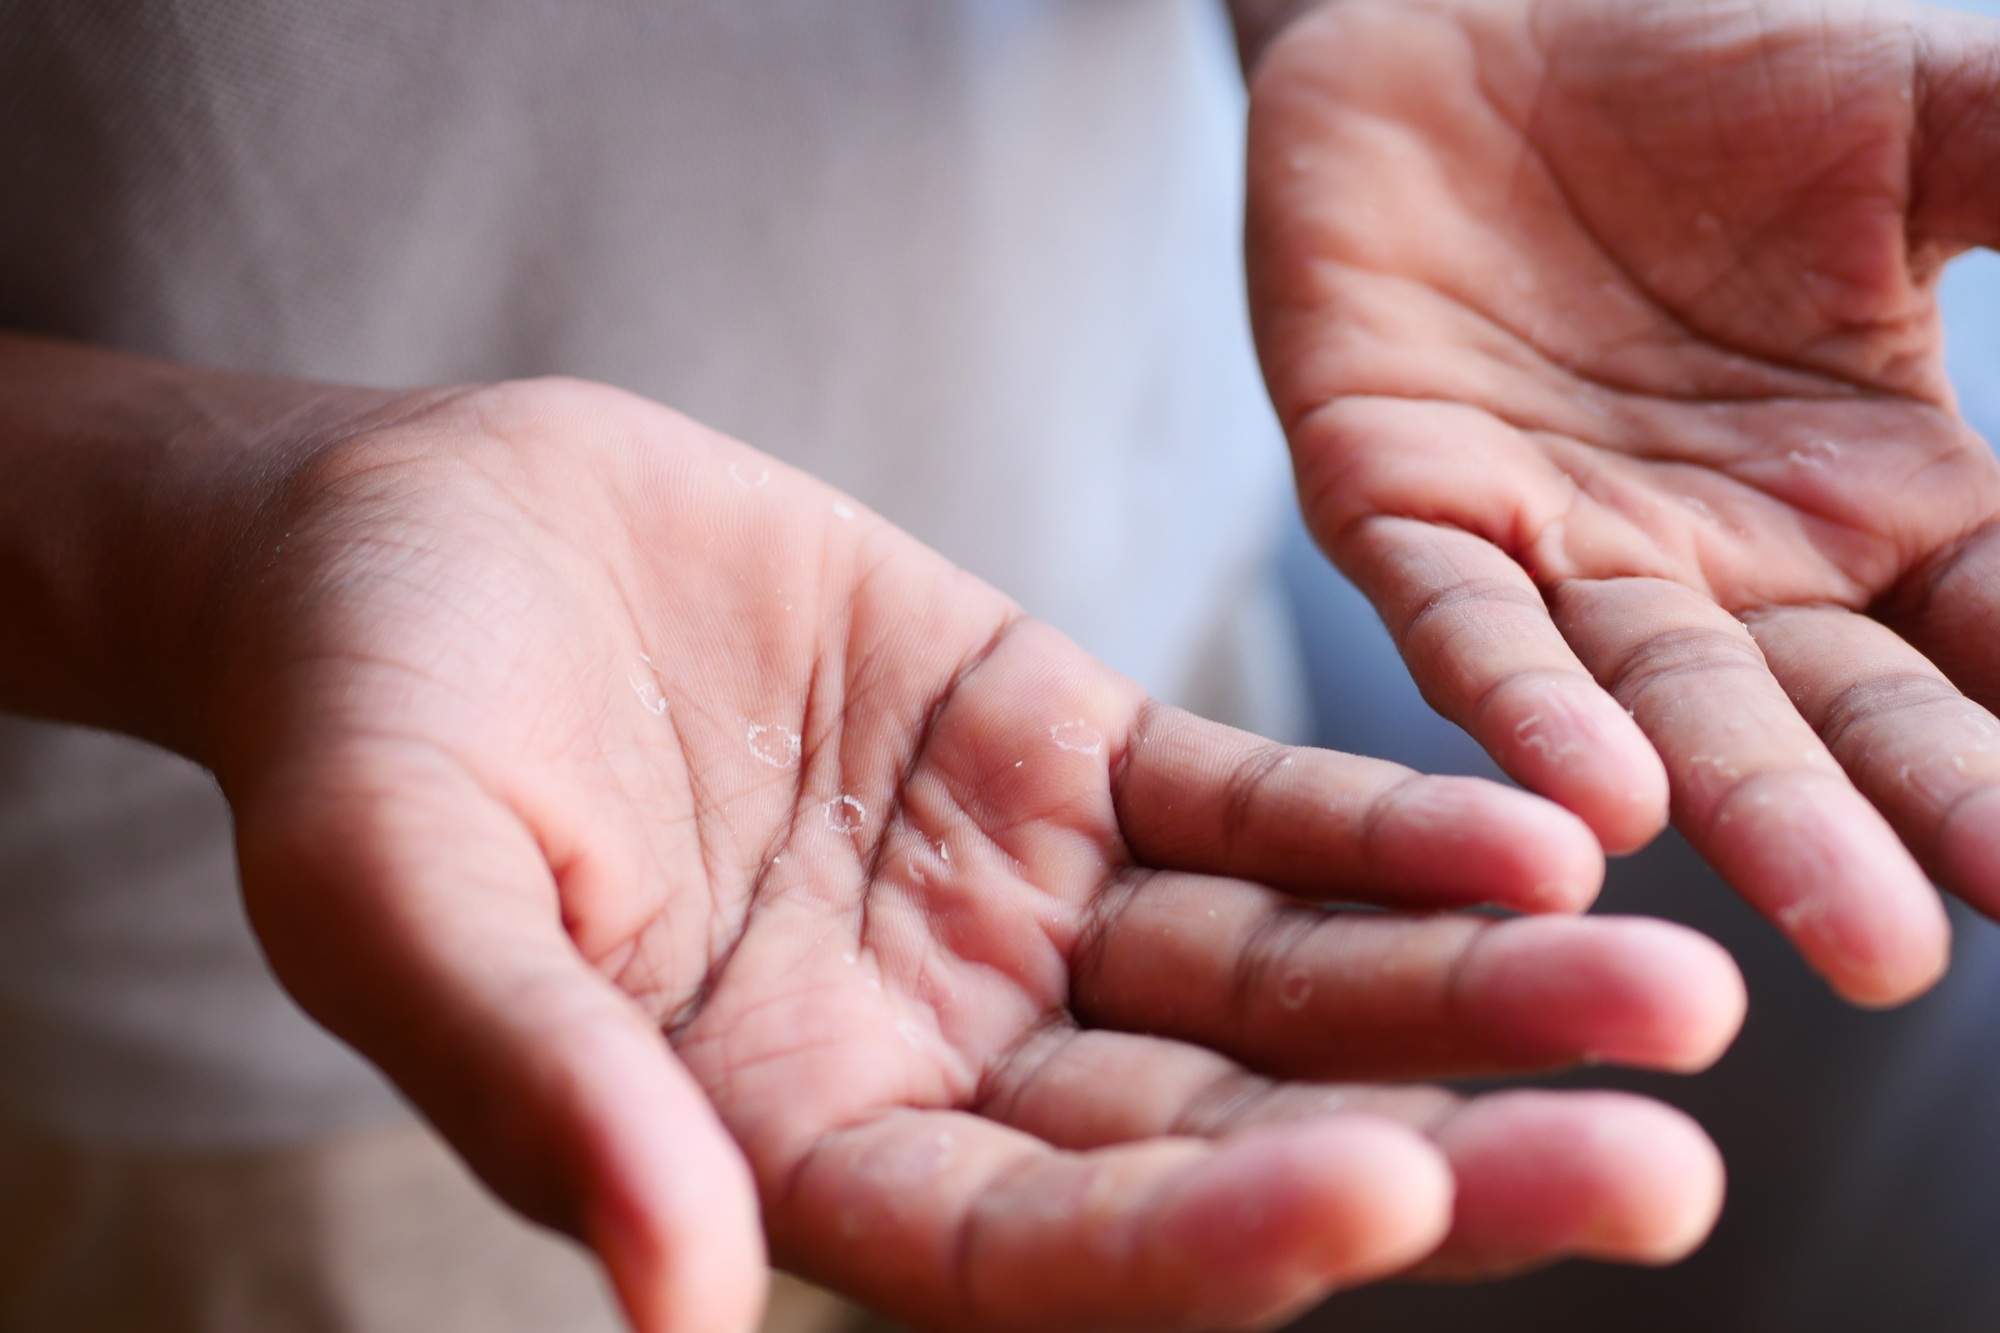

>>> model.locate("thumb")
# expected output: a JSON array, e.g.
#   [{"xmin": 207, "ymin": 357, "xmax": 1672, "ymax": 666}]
[
  {"xmin": 1913, "ymin": 4, "xmax": 2000, "ymax": 252},
  {"xmin": 232, "ymin": 743, "xmax": 766, "ymax": 1333}
]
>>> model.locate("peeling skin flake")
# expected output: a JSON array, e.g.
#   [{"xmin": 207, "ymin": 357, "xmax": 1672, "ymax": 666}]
[
  {"xmin": 627, "ymin": 663, "xmax": 667, "ymax": 716},
  {"xmin": 1049, "ymin": 719, "xmax": 1104, "ymax": 756},
  {"xmin": 747, "ymin": 722, "xmax": 802, "ymax": 769},
  {"xmin": 728, "ymin": 460, "xmax": 771, "ymax": 488},
  {"xmin": 824, "ymin": 794, "xmax": 866, "ymax": 834}
]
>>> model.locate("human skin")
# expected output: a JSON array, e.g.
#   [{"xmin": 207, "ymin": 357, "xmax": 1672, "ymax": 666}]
[
  {"xmin": 1247, "ymin": 0, "xmax": 2000, "ymax": 1007},
  {"xmin": 0, "ymin": 334, "xmax": 1745, "ymax": 1330}
]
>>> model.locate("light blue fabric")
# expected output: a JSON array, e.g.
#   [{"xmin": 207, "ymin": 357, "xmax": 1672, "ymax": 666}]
[{"xmin": 1944, "ymin": 250, "xmax": 2000, "ymax": 444}]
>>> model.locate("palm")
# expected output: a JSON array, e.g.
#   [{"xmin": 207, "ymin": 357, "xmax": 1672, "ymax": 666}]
[
  {"xmin": 1251, "ymin": 0, "xmax": 2000, "ymax": 1004},
  {"xmin": 206, "ymin": 380, "xmax": 1739, "ymax": 1331}
]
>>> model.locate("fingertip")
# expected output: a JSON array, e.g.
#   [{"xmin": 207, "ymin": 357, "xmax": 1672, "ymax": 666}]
[
  {"xmin": 1937, "ymin": 786, "xmax": 2000, "ymax": 923},
  {"xmin": 1487, "ymin": 680, "xmax": 1669, "ymax": 856},
  {"xmin": 1469, "ymin": 917, "xmax": 1746, "ymax": 1073},
  {"xmin": 1827, "ymin": 904, "xmax": 1951, "ymax": 1010},
  {"xmin": 1156, "ymin": 1116, "xmax": 1452, "ymax": 1319},
  {"xmin": 1640, "ymin": 923, "xmax": 1748, "ymax": 1074},
  {"xmin": 1812, "ymin": 874, "xmax": 1951, "ymax": 1009},
  {"xmin": 1433, "ymin": 1090, "xmax": 1724, "ymax": 1273},
  {"xmin": 1379, "ymin": 776, "xmax": 1607, "ymax": 913},
  {"xmin": 1697, "ymin": 774, "xmax": 1951, "ymax": 1008},
  {"xmin": 1274, "ymin": 1116, "xmax": 1456, "ymax": 1284},
  {"xmin": 1570, "ymin": 1097, "xmax": 1725, "ymax": 1267},
  {"xmin": 1479, "ymin": 782, "xmax": 1606, "ymax": 914}
]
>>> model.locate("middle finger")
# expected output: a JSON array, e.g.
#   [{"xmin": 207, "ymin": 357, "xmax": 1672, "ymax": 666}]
[
  {"xmin": 1071, "ymin": 870, "xmax": 1744, "ymax": 1081},
  {"xmin": 1552, "ymin": 576, "xmax": 1949, "ymax": 1005}
]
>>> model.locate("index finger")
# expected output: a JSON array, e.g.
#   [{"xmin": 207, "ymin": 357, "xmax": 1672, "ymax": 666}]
[
  {"xmin": 1115, "ymin": 701, "xmax": 1604, "ymax": 914},
  {"xmin": 1331, "ymin": 516, "xmax": 1669, "ymax": 853}
]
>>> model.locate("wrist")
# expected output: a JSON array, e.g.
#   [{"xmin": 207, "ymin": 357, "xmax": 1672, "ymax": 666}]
[{"xmin": 0, "ymin": 332, "xmax": 416, "ymax": 760}]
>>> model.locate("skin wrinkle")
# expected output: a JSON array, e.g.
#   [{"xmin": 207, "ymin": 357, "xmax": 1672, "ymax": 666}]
[
  {"xmin": 969, "ymin": 1015, "xmax": 1078, "ymax": 1131},
  {"xmin": 1498, "ymin": 10, "xmax": 1793, "ymax": 378},
  {"xmin": 1380, "ymin": 560, "xmax": 1551, "ymax": 646},
  {"xmin": 1355, "ymin": 772, "xmax": 1428, "ymax": 885},
  {"xmin": 1695, "ymin": 765, "xmax": 1829, "ymax": 847},
  {"xmin": 1312, "ymin": 256, "xmax": 1864, "ymax": 412},
  {"xmin": 769, "ymin": 1106, "xmax": 898, "ymax": 1236},
  {"xmin": 1503, "ymin": 5, "xmax": 1934, "ymax": 396},
  {"xmin": 1063, "ymin": 868, "xmax": 1153, "ymax": 1032},
  {"xmin": 1879, "ymin": 511, "xmax": 2000, "ymax": 632},
  {"xmin": 604, "ymin": 699, "xmax": 723, "ymax": 1025},
  {"xmin": 661, "ymin": 644, "xmax": 828, "ymax": 1042},
  {"xmin": 1231, "ymin": 903, "xmax": 1322, "ymax": 1048},
  {"xmin": 857, "ymin": 612, "xmax": 1026, "ymax": 901},
  {"xmin": 1296, "ymin": 382, "xmax": 1908, "ymax": 590},
  {"xmin": 1177, "ymin": 1067, "xmax": 1291, "ymax": 1139},
  {"xmin": 1441, "ymin": 923, "xmax": 1508, "ymax": 1064},
  {"xmin": 1215, "ymin": 738, "xmax": 1297, "ymax": 869},
  {"xmin": 1805, "ymin": 668, "xmax": 1967, "ymax": 757},
  {"xmin": 1588, "ymin": 614, "xmax": 1774, "ymax": 706},
  {"xmin": 949, "ymin": 1142, "xmax": 1058, "ymax": 1333},
  {"xmin": 1468, "ymin": 667, "xmax": 1595, "ymax": 736},
  {"xmin": 1105, "ymin": 696, "xmax": 1167, "ymax": 827},
  {"xmin": 1517, "ymin": 445, "xmax": 1592, "ymax": 584}
]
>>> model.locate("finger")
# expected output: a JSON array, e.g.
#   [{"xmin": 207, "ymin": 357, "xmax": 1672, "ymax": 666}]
[
  {"xmin": 1553, "ymin": 577, "xmax": 1949, "ymax": 1006},
  {"xmin": 1116, "ymin": 702, "xmax": 1605, "ymax": 914},
  {"xmin": 775, "ymin": 1106, "xmax": 1450, "ymax": 1333},
  {"xmin": 1747, "ymin": 604, "xmax": 2000, "ymax": 919},
  {"xmin": 981, "ymin": 1029, "xmax": 1722, "ymax": 1274},
  {"xmin": 1331, "ymin": 516, "xmax": 1669, "ymax": 853},
  {"xmin": 234, "ymin": 747, "xmax": 765, "ymax": 1333},
  {"xmin": 1888, "ymin": 517, "xmax": 2000, "ymax": 713},
  {"xmin": 1412, "ymin": 1090, "xmax": 1722, "ymax": 1277},
  {"xmin": 1912, "ymin": 5, "xmax": 2000, "ymax": 253},
  {"xmin": 1072, "ymin": 871, "xmax": 1744, "ymax": 1080}
]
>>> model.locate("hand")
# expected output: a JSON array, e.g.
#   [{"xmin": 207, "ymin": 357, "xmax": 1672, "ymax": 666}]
[
  {"xmin": 1248, "ymin": 0, "xmax": 2000, "ymax": 1005},
  {"xmin": 194, "ymin": 377, "xmax": 1743, "ymax": 1331}
]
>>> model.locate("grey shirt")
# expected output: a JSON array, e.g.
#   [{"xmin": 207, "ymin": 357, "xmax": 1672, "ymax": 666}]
[{"xmin": 0, "ymin": 0, "xmax": 1290, "ymax": 1144}]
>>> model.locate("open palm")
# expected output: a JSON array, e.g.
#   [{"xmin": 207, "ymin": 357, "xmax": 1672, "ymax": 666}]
[
  {"xmin": 200, "ymin": 379, "xmax": 1741, "ymax": 1332},
  {"xmin": 1251, "ymin": 0, "xmax": 2000, "ymax": 1004}
]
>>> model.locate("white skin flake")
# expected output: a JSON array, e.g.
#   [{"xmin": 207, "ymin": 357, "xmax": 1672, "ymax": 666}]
[
  {"xmin": 1776, "ymin": 895, "xmax": 1830, "ymax": 934},
  {"xmin": 1513, "ymin": 714, "xmax": 1578, "ymax": 763},
  {"xmin": 832, "ymin": 501, "xmax": 856, "ymax": 520},
  {"xmin": 824, "ymin": 794, "xmax": 866, "ymax": 834},
  {"xmin": 746, "ymin": 722, "xmax": 802, "ymax": 769},
  {"xmin": 1786, "ymin": 440, "xmax": 1840, "ymax": 469},
  {"xmin": 1049, "ymin": 719, "xmax": 1104, "ymax": 755},
  {"xmin": 627, "ymin": 663, "xmax": 667, "ymax": 716},
  {"xmin": 727, "ymin": 460, "xmax": 771, "ymax": 488},
  {"xmin": 1688, "ymin": 754, "xmax": 1743, "ymax": 782}
]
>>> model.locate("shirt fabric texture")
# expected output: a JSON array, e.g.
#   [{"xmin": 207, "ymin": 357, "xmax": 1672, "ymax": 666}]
[{"xmin": 0, "ymin": 0, "xmax": 1292, "ymax": 1146}]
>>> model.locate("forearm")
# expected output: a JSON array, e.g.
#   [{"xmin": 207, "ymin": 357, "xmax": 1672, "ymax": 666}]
[{"xmin": 0, "ymin": 332, "xmax": 396, "ymax": 756}]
